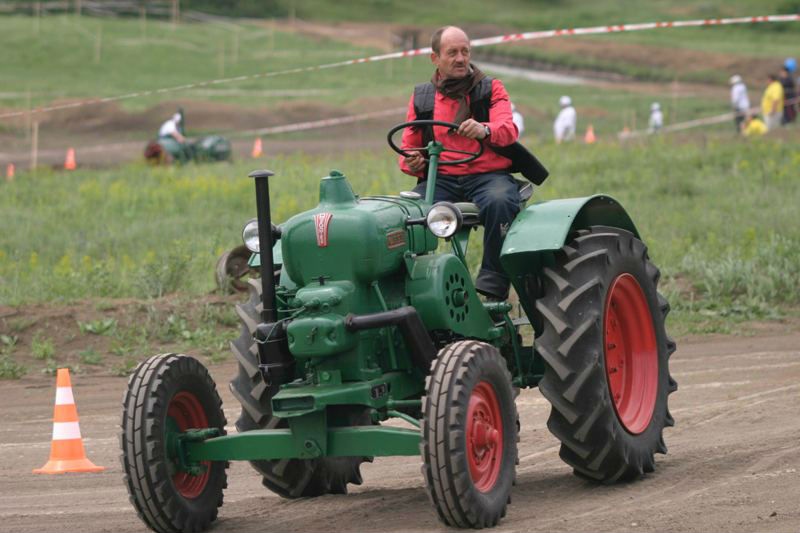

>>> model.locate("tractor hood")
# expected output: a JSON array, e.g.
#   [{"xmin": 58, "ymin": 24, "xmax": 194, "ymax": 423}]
[{"xmin": 280, "ymin": 170, "xmax": 436, "ymax": 287}]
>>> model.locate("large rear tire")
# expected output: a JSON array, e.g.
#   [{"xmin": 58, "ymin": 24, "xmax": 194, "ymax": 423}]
[
  {"xmin": 228, "ymin": 278, "xmax": 368, "ymax": 498},
  {"xmin": 121, "ymin": 353, "xmax": 228, "ymax": 533},
  {"xmin": 421, "ymin": 340, "xmax": 518, "ymax": 528},
  {"xmin": 533, "ymin": 226, "xmax": 677, "ymax": 482}
]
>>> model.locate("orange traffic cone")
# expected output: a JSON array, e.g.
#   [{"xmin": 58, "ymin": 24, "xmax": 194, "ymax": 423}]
[
  {"xmin": 64, "ymin": 148, "xmax": 77, "ymax": 170},
  {"xmin": 33, "ymin": 368, "xmax": 105, "ymax": 474},
  {"xmin": 584, "ymin": 124, "xmax": 596, "ymax": 144},
  {"xmin": 251, "ymin": 137, "xmax": 263, "ymax": 158},
  {"xmin": 5, "ymin": 163, "xmax": 14, "ymax": 182}
]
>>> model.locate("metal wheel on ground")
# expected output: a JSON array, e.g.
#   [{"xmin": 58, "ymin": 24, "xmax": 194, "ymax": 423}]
[
  {"xmin": 421, "ymin": 340, "xmax": 518, "ymax": 528},
  {"xmin": 533, "ymin": 225, "xmax": 677, "ymax": 483},
  {"xmin": 121, "ymin": 353, "xmax": 228, "ymax": 533}
]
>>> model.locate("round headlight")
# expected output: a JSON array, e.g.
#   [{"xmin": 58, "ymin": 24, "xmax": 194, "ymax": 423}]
[
  {"xmin": 242, "ymin": 218, "xmax": 260, "ymax": 252},
  {"xmin": 426, "ymin": 202, "xmax": 462, "ymax": 239}
]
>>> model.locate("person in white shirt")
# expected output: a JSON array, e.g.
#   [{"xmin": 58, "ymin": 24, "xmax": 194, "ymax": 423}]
[
  {"xmin": 158, "ymin": 112, "xmax": 186, "ymax": 144},
  {"xmin": 648, "ymin": 102, "xmax": 663, "ymax": 133},
  {"xmin": 511, "ymin": 103, "xmax": 525, "ymax": 138},
  {"xmin": 553, "ymin": 95, "xmax": 576, "ymax": 143},
  {"xmin": 729, "ymin": 74, "xmax": 750, "ymax": 133}
]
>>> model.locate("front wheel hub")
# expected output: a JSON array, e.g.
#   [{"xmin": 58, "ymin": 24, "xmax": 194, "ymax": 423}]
[
  {"xmin": 467, "ymin": 381, "xmax": 504, "ymax": 492},
  {"xmin": 604, "ymin": 273, "xmax": 658, "ymax": 434},
  {"xmin": 167, "ymin": 391, "xmax": 211, "ymax": 498}
]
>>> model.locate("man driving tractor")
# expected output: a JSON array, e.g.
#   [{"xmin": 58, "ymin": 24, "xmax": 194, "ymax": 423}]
[
  {"xmin": 400, "ymin": 26, "xmax": 522, "ymax": 301},
  {"xmin": 158, "ymin": 110, "xmax": 186, "ymax": 145}
]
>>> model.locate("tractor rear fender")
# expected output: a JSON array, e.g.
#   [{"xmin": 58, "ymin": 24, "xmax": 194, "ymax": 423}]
[{"xmin": 500, "ymin": 195, "xmax": 639, "ymax": 333}]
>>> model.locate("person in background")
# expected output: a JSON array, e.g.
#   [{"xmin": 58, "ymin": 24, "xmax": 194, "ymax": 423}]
[
  {"xmin": 761, "ymin": 74, "xmax": 784, "ymax": 131},
  {"xmin": 729, "ymin": 74, "xmax": 750, "ymax": 133},
  {"xmin": 158, "ymin": 111, "xmax": 186, "ymax": 144},
  {"xmin": 648, "ymin": 102, "xmax": 663, "ymax": 134},
  {"xmin": 779, "ymin": 66, "xmax": 796, "ymax": 125},
  {"xmin": 742, "ymin": 112, "xmax": 767, "ymax": 137},
  {"xmin": 553, "ymin": 95, "xmax": 576, "ymax": 143},
  {"xmin": 511, "ymin": 103, "xmax": 525, "ymax": 138},
  {"xmin": 785, "ymin": 57, "xmax": 798, "ymax": 87}
]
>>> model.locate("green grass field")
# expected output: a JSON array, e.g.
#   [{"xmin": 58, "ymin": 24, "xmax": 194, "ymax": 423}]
[
  {"xmin": 1, "ymin": 5, "xmax": 799, "ymax": 380},
  {"xmin": 2, "ymin": 134, "xmax": 798, "ymax": 336},
  {"xmin": 1, "ymin": 4, "xmax": 796, "ymax": 113},
  {"xmin": 0, "ymin": 14, "xmax": 743, "ymax": 147}
]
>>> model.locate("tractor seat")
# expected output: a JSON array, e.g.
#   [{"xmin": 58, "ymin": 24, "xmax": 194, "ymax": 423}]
[{"xmin": 455, "ymin": 179, "xmax": 533, "ymax": 227}]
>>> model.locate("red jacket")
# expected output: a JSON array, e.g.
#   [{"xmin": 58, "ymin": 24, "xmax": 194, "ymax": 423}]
[{"xmin": 399, "ymin": 78, "xmax": 518, "ymax": 178}]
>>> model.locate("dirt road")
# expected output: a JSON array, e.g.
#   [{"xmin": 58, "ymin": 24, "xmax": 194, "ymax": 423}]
[{"xmin": 1, "ymin": 332, "xmax": 798, "ymax": 533}]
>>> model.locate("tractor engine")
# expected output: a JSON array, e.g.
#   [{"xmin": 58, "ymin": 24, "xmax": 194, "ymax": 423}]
[{"xmin": 277, "ymin": 170, "xmax": 438, "ymax": 381}]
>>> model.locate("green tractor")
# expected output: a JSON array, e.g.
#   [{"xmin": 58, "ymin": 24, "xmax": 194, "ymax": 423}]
[
  {"xmin": 121, "ymin": 120, "xmax": 676, "ymax": 532},
  {"xmin": 144, "ymin": 134, "xmax": 233, "ymax": 165}
]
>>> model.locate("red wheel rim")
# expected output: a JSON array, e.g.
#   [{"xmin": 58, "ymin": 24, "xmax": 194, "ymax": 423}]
[
  {"xmin": 466, "ymin": 381, "xmax": 504, "ymax": 492},
  {"xmin": 167, "ymin": 391, "xmax": 211, "ymax": 498},
  {"xmin": 604, "ymin": 273, "xmax": 658, "ymax": 434}
]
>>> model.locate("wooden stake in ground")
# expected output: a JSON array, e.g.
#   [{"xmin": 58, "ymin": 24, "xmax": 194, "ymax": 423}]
[
  {"xmin": 171, "ymin": 0, "xmax": 180, "ymax": 28},
  {"xmin": 31, "ymin": 122, "xmax": 39, "ymax": 173},
  {"xmin": 219, "ymin": 41, "xmax": 226, "ymax": 77},
  {"xmin": 94, "ymin": 25, "xmax": 103, "ymax": 64},
  {"xmin": 34, "ymin": 2, "xmax": 41, "ymax": 36},
  {"xmin": 25, "ymin": 89, "xmax": 32, "ymax": 142},
  {"xmin": 140, "ymin": 6, "xmax": 147, "ymax": 41},
  {"xmin": 671, "ymin": 77, "xmax": 679, "ymax": 124},
  {"xmin": 269, "ymin": 22, "xmax": 275, "ymax": 52},
  {"xmin": 75, "ymin": 0, "xmax": 82, "ymax": 17}
]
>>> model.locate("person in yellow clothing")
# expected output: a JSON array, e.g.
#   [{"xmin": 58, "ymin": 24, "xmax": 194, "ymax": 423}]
[
  {"xmin": 743, "ymin": 113, "xmax": 768, "ymax": 137},
  {"xmin": 761, "ymin": 74, "xmax": 784, "ymax": 131}
]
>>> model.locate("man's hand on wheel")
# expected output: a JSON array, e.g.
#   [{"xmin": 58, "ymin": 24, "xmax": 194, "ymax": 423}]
[
  {"xmin": 457, "ymin": 118, "xmax": 488, "ymax": 140},
  {"xmin": 405, "ymin": 151, "xmax": 426, "ymax": 173}
]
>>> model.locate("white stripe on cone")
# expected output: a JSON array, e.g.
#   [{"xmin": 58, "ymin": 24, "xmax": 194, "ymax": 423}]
[
  {"xmin": 52, "ymin": 421, "xmax": 82, "ymax": 441},
  {"xmin": 55, "ymin": 387, "xmax": 75, "ymax": 406}
]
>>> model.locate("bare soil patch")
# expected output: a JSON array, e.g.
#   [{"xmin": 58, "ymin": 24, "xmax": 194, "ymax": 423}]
[{"xmin": 0, "ymin": 319, "xmax": 798, "ymax": 532}]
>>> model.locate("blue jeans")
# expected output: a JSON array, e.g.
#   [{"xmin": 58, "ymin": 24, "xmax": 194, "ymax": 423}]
[{"xmin": 413, "ymin": 172, "xmax": 521, "ymax": 299}]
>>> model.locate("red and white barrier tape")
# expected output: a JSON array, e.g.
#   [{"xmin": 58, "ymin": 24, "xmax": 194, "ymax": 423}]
[
  {"xmin": 230, "ymin": 107, "xmax": 406, "ymax": 137},
  {"xmin": 1, "ymin": 13, "xmax": 797, "ymax": 120}
]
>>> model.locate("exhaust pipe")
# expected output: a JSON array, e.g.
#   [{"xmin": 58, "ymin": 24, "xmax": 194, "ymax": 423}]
[{"xmin": 249, "ymin": 169, "xmax": 277, "ymax": 323}]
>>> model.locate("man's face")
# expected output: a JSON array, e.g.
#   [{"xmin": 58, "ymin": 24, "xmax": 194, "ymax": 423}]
[{"xmin": 432, "ymin": 29, "xmax": 471, "ymax": 79}]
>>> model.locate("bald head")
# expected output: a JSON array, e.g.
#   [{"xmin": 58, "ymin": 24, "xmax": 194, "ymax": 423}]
[
  {"xmin": 431, "ymin": 26, "xmax": 469, "ymax": 54},
  {"xmin": 431, "ymin": 26, "xmax": 471, "ymax": 79}
]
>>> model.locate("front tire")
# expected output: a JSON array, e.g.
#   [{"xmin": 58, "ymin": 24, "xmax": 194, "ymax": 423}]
[
  {"xmin": 534, "ymin": 226, "xmax": 677, "ymax": 483},
  {"xmin": 121, "ymin": 354, "xmax": 228, "ymax": 533},
  {"xmin": 421, "ymin": 340, "xmax": 518, "ymax": 528}
]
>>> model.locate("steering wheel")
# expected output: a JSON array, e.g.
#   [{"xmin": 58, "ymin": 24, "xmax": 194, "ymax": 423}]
[{"xmin": 387, "ymin": 120, "xmax": 484, "ymax": 166}]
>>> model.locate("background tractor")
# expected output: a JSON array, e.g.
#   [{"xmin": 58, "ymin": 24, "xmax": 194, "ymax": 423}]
[
  {"xmin": 121, "ymin": 120, "xmax": 676, "ymax": 532},
  {"xmin": 144, "ymin": 134, "xmax": 232, "ymax": 165}
]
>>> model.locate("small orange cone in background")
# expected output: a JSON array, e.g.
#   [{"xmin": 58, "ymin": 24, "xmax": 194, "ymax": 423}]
[
  {"xmin": 33, "ymin": 368, "xmax": 105, "ymax": 474},
  {"xmin": 584, "ymin": 124, "xmax": 597, "ymax": 144},
  {"xmin": 64, "ymin": 148, "xmax": 77, "ymax": 170},
  {"xmin": 5, "ymin": 163, "xmax": 14, "ymax": 181},
  {"xmin": 251, "ymin": 137, "xmax": 263, "ymax": 158}
]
